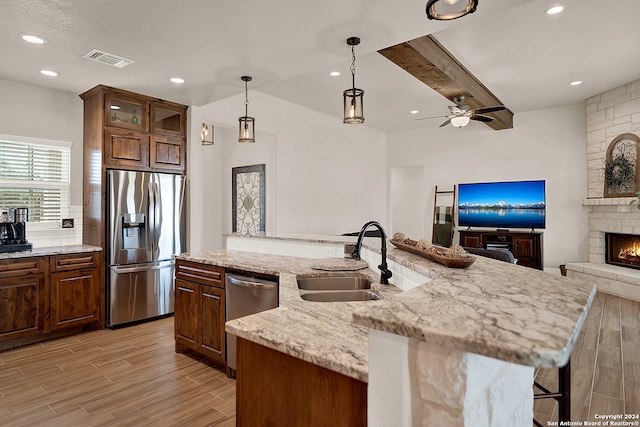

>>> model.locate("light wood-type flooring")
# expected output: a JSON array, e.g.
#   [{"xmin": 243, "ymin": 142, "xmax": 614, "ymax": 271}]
[
  {"xmin": 0, "ymin": 317, "xmax": 235, "ymax": 426},
  {"xmin": 0, "ymin": 292, "xmax": 638, "ymax": 426},
  {"xmin": 534, "ymin": 292, "xmax": 640, "ymax": 425}
]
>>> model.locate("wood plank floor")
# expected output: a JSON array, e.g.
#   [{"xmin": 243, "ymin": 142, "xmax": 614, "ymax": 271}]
[
  {"xmin": 0, "ymin": 317, "xmax": 235, "ymax": 426},
  {"xmin": 0, "ymin": 292, "xmax": 637, "ymax": 426},
  {"xmin": 534, "ymin": 292, "xmax": 640, "ymax": 425}
]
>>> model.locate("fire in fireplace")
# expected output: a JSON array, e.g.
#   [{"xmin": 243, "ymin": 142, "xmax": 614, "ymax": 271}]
[{"xmin": 606, "ymin": 232, "xmax": 640, "ymax": 270}]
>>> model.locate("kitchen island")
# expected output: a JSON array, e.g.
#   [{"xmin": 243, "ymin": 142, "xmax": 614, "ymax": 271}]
[{"xmin": 177, "ymin": 238, "xmax": 595, "ymax": 427}]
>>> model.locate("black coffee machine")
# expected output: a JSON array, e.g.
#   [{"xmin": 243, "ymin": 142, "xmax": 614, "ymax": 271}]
[{"xmin": 0, "ymin": 207, "xmax": 32, "ymax": 253}]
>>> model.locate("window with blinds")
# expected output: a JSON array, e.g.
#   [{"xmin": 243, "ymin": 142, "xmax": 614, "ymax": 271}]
[{"xmin": 0, "ymin": 139, "xmax": 70, "ymax": 223}]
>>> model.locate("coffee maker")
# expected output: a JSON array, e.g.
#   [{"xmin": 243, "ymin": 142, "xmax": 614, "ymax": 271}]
[{"xmin": 0, "ymin": 207, "xmax": 32, "ymax": 253}]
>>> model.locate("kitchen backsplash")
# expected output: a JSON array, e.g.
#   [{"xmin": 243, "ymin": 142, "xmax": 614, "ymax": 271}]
[{"xmin": 26, "ymin": 205, "xmax": 83, "ymax": 248}]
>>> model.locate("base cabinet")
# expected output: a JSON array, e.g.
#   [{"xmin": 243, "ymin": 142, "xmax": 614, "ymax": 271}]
[
  {"xmin": 174, "ymin": 260, "xmax": 226, "ymax": 365},
  {"xmin": 0, "ymin": 272, "xmax": 45, "ymax": 341},
  {"xmin": 237, "ymin": 338, "xmax": 367, "ymax": 427},
  {"xmin": 459, "ymin": 230, "xmax": 543, "ymax": 269},
  {"xmin": 0, "ymin": 251, "xmax": 103, "ymax": 349}
]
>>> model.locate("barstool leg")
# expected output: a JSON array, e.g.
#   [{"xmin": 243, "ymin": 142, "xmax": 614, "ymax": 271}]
[{"xmin": 558, "ymin": 360, "xmax": 571, "ymax": 422}]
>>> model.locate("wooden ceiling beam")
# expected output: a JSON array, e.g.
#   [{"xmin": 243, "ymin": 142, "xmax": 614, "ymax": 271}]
[{"xmin": 378, "ymin": 35, "xmax": 513, "ymax": 130}]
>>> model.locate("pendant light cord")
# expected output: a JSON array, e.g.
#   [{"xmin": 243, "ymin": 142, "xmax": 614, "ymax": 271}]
[
  {"xmin": 350, "ymin": 44, "xmax": 357, "ymax": 90},
  {"xmin": 244, "ymin": 80, "xmax": 249, "ymax": 116}
]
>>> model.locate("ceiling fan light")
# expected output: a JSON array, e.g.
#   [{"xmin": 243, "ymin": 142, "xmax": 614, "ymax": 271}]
[
  {"xmin": 450, "ymin": 116, "xmax": 470, "ymax": 128},
  {"xmin": 426, "ymin": 0, "xmax": 478, "ymax": 20}
]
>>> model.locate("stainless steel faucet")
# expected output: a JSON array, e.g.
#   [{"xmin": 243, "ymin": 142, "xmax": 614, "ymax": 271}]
[{"xmin": 351, "ymin": 220, "xmax": 393, "ymax": 285}]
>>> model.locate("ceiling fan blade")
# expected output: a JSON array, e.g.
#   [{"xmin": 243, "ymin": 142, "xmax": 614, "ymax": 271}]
[
  {"xmin": 471, "ymin": 114, "xmax": 495, "ymax": 123},
  {"xmin": 473, "ymin": 105, "xmax": 507, "ymax": 114},
  {"xmin": 414, "ymin": 115, "xmax": 448, "ymax": 121},
  {"xmin": 439, "ymin": 118, "xmax": 452, "ymax": 127}
]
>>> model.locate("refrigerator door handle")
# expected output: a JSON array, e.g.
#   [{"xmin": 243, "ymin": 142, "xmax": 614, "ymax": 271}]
[
  {"xmin": 112, "ymin": 264, "xmax": 166, "ymax": 274},
  {"xmin": 154, "ymin": 181, "xmax": 161, "ymax": 257},
  {"xmin": 148, "ymin": 180, "xmax": 156, "ymax": 256}
]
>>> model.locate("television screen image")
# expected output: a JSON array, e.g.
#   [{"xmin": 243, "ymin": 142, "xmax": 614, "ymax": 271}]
[{"xmin": 458, "ymin": 180, "xmax": 546, "ymax": 229}]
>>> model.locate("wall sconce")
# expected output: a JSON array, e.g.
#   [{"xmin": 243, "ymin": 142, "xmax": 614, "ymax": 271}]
[
  {"xmin": 426, "ymin": 0, "xmax": 478, "ymax": 20},
  {"xmin": 343, "ymin": 37, "xmax": 364, "ymax": 124},
  {"xmin": 238, "ymin": 76, "xmax": 255, "ymax": 143},
  {"xmin": 201, "ymin": 123, "xmax": 214, "ymax": 145}
]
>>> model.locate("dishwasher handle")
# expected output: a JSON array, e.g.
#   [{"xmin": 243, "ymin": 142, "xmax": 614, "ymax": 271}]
[{"xmin": 227, "ymin": 275, "xmax": 276, "ymax": 290}]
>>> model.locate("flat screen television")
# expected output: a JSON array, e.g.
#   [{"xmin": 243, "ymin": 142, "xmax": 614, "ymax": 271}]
[{"xmin": 458, "ymin": 180, "xmax": 546, "ymax": 229}]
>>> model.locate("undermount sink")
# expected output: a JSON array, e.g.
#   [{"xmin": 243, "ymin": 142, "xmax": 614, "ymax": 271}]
[
  {"xmin": 297, "ymin": 275, "xmax": 381, "ymax": 302},
  {"xmin": 300, "ymin": 289, "xmax": 381, "ymax": 302},
  {"xmin": 297, "ymin": 275, "xmax": 373, "ymax": 291}
]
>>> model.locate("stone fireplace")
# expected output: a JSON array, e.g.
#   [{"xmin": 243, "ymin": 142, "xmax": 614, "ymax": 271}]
[{"xmin": 565, "ymin": 79, "xmax": 640, "ymax": 302}]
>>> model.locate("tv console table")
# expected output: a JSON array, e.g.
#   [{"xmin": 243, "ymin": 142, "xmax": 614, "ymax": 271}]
[{"xmin": 459, "ymin": 230, "xmax": 543, "ymax": 270}]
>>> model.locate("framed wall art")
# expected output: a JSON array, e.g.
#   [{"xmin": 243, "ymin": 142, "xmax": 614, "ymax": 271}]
[{"xmin": 232, "ymin": 164, "xmax": 265, "ymax": 234}]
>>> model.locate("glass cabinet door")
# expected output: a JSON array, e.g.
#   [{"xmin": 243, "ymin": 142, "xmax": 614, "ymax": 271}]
[
  {"xmin": 150, "ymin": 102, "xmax": 186, "ymax": 136},
  {"xmin": 105, "ymin": 93, "xmax": 147, "ymax": 131}
]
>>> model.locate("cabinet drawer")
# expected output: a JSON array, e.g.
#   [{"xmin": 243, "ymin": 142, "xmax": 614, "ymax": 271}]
[
  {"xmin": 0, "ymin": 257, "xmax": 45, "ymax": 278},
  {"xmin": 176, "ymin": 261, "xmax": 225, "ymax": 288},
  {"xmin": 51, "ymin": 252, "xmax": 100, "ymax": 272}
]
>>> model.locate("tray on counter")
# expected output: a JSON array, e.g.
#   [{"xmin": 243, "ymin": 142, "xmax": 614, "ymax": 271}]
[{"xmin": 389, "ymin": 239, "xmax": 475, "ymax": 269}]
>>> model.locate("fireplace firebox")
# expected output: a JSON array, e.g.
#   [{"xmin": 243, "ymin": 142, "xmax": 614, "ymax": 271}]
[{"xmin": 606, "ymin": 232, "xmax": 640, "ymax": 270}]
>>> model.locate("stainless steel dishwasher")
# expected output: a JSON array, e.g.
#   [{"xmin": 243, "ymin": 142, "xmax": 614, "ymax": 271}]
[{"xmin": 225, "ymin": 272, "xmax": 278, "ymax": 373}]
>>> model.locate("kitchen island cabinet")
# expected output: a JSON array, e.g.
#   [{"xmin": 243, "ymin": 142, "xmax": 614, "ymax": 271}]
[
  {"xmin": 174, "ymin": 260, "xmax": 226, "ymax": 365},
  {"xmin": 0, "ymin": 245, "xmax": 103, "ymax": 351}
]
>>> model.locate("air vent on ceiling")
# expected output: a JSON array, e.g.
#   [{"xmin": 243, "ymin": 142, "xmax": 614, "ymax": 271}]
[{"xmin": 83, "ymin": 49, "xmax": 134, "ymax": 69}]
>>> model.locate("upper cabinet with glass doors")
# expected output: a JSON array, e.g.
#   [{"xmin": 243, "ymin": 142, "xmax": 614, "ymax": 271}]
[
  {"xmin": 150, "ymin": 102, "xmax": 186, "ymax": 136},
  {"xmin": 105, "ymin": 92, "xmax": 148, "ymax": 131}
]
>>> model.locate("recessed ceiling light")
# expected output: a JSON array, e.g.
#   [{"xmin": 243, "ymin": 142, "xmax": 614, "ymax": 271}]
[
  {"xmin": 22, "ymin": 34, "xmax": 46, "ymax": 44},
  {"xmin": 40, "ymin": 69, "xmax": 58, "ymax": 77},
  {"xmin": 570, "ymin": 80, "xmax": 582, "ymax": 86},
  {"xmin": 546, "ymin": 5, "xmax": 564, "ymax": 15},
  {"xmin": 170, "ymin": 77, "xmax": 184, "ymax": 84},
  {"xmin": 330, "ymin": 71, "xmax": 340, "ymax": 77},
  {"xmin": 410, "ymin": 110, "xmax": 419, "ymax": 114}
]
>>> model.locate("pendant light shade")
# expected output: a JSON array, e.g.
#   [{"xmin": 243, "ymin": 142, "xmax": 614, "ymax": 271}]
[
  {"xmin": 201, "ymin": 123, "xmax": 214, "ymax": 145},
  {"xmin": 343, "ymin": 37, "xmax": 364, "ymax": 124},
  {"xmin": 238, "ymin": 76, "xmax": 255, "ymax": 143},
  {"xmin": 426, "ymin": 0, "xmax": 478, "ymax": 20}
]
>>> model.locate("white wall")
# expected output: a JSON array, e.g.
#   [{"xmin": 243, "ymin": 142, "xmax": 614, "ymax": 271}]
[
  {"xmin": 387, "ymin": 104, "xmax": 589, "ymax": 270},
  {"xmin": 189, "ymin": 91, "xmax": 388, "ymax": 252},
  {"xmin": 0, "ymin": 78, "xmax": 84, "ymax": 246}
]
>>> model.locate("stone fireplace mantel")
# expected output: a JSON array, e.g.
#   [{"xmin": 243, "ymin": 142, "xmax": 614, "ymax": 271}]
[{"xmin": 580, "ymin": 197, "xmax": 636, "ymax": 209}]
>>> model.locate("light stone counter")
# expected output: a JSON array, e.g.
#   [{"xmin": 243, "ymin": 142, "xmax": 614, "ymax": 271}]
[
  {"xmin": 176, "ymin": 243, "xmax": 595, "ymax": 381},
  {"xmin": 224, "ymin": 231, "xmax": 360, "ymax": 245},
  {"xmin": 0, "ymin": 244, "xmax": 102, "ymax": 259},
  {"xmin": 175, "ymin": 250, "xmax": 401, "ymax": 382},
  {"xmin": 353, "ymin": 246, "xmax": 596, "ymax": 368}
]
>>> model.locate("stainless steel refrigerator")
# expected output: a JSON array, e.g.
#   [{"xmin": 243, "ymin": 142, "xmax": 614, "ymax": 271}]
[{"xmin": 106, "ymin": 170, "xmax": 186, "ymax": 327}]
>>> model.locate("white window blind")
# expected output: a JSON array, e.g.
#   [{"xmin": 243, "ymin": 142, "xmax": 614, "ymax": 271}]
[{"xmin": 0, "ymin": 138, "xmax": 70, "ymax": 223}]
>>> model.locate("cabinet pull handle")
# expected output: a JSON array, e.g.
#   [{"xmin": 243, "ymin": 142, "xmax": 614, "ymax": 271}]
[
  {"xmin": 203, "ymin": 292, "xmax": 220, "ymax": 300},
  {"xmin": 178, "ymin": 286, "xmax": 194, "ymax": 293}
]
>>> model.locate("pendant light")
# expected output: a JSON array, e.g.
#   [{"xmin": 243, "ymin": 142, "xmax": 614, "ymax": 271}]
[
  {"xmin": 238, "ymin": 76, "xmax": 255, "ymax": 143},
  {"xmin": 425, "ymin": 0, "xmax": 478, "ymax": 20},
  {"xmin": 343, "ymin": 37, "xmax": 364, "ymax": 124}
]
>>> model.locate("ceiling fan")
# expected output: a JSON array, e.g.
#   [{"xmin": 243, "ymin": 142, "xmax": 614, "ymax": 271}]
[{"xmin": 415, "ymin": 95, "xmax": 507, "ymax": 128}]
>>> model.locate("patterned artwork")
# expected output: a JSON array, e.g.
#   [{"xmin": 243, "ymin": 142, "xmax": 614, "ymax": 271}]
[{"xmin": 232, "ymin": 164, "xmax": 265, "ymax": 234}]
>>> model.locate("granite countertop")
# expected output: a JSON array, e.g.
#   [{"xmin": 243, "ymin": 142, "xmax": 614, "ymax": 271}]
[
  {"xmin": 175, "ymin": 250, "xmax": 402, "ymax": 382},
  {"xmin": 0, "ymin": 244, "xmax": 102, "ymax": 259},
  {"xmin": 176, "ymin": 244, "xmax": 595, "ymax": 381}
]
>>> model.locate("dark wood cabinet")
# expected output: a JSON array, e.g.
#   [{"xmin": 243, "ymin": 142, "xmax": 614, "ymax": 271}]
[
  {"xmin": 50, "ymin": 252, "xmax": 101, "ymax": 331},
  {"xmin": 237, "ymin": 338, "xmax": 367, "ymax": 427},
  {"xmin": 459, "ymin": 230, "xmax": 543, "ymax": 270},
  {"xmin": 0, "ymin": 250, "xmax": 103, "ymax": 350},
  {"xmin": 80, "ymin": 85, "xmax": 188, "ymax": 251},
  {"xmin": 0, "ymin": 257, "xmax": 46, "ymax": 341},
  {"xmin": 174, "ymin": 260, "xmax": 226, "ymax": 365}
]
